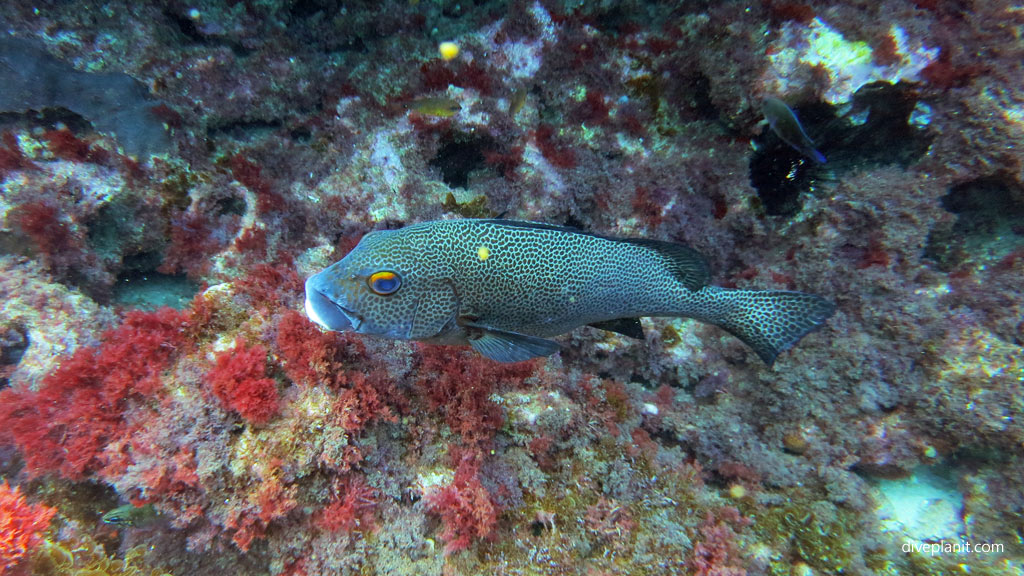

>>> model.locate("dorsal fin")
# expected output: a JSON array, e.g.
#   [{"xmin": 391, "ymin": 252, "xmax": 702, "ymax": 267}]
[
  {"xmin": 475, "ymin": 219, "xmax": 590, "ymax": 235},
  {"xmin": 627, "ymin": 238, "xmax": 710, "ymax": 291}
]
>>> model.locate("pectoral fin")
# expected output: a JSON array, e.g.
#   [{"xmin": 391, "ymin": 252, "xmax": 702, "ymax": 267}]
[{"xmin": 462, "ymin": 321, "xmax": 561, "ymax": 363}]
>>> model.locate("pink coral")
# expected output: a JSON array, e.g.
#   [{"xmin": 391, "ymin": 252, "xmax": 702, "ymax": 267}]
[
  {"xmin": 12, "ymin": 201, "xmax": 80, "ymax": 268},
  {"xmin": 157, "ymin": 211, "xmax": 228, "ymax": 278},
  {"xmin": 274, "ymin": 309, "xmax": 359, "ymax": 386},
  {"xmin": 0, "ymin": 132, "xmax": 38, "ymax": 175},
  {"xmin": 233, "ymin": 261, "xmax": 303, "ymax": 315},
  {"xmin": 230, "ymin": 154, "xmax": 286, "ymax": 214},
  {"xmin": 584, "ymin": 497, "xmax": 635, "ymax": 545}
]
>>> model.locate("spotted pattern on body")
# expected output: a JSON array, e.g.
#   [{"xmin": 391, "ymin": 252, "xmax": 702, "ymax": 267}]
[{"xmin": 305, "ymin": 219, "xmax": 834, "ymax": 365}]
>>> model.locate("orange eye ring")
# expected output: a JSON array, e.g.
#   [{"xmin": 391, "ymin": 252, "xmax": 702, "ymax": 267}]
[{"xmin": 367, "ymin": 271, "xmax": 401, "ymax": 295}]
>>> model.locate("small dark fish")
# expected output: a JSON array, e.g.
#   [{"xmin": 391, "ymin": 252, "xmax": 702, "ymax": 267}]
[
  {"xmin": 305, "ymin": 219, "xmax": 835, "ymax": 365},
  {"xmin": 102, "ymin": 503, "xmax": 162, "ymax": 528},
  {"xmin": 761, "ymin": 97, "xmax": 826, "ymax": 163}
]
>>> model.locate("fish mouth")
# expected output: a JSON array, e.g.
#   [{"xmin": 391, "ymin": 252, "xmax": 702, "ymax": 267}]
[{"xmin": 304, "ymin": 276, "xmax": 357, "ymax": 332}]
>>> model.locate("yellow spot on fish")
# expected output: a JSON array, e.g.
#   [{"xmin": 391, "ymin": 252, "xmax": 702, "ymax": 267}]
[
  {"xmin": 439, "ymin": 42, "xmax": 459, "ymax": 61},
  {"xmin": 477, "ymin": 246, "xmax": 490, "ymax": 261}
]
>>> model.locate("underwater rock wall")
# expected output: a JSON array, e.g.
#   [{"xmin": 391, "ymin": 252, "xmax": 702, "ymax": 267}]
[{"xmin": 0, "ymin": 1, "xmax": 1022, "ymax": 575}]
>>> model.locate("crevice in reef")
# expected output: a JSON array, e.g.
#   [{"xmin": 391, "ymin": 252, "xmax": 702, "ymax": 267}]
[
  {"xmin": 925, "ymin": 173, "xmax": 1024, "ymax": 270},
  {"xmin": 112, "ymin": 264, "xmax": 200, "ymax": 311},
  {"xmin": 749, "ymin": 82, "xmax": 933, "ymax": 218},
  {"xmin": 429, "ymin": 133, "xmax": 494, "ymax": 189},
  {"xmin": 113, "ymin": 249, "xmax": 200, "ymax": 311},
  {"xmin": 0, "ymin": 322, "xmax": 29, "ymax": 389}
]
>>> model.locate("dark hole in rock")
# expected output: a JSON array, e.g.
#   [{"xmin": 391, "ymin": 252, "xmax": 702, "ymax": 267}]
[
  {"xmin": 0, "ymin": 323, "xmax": 29, "ymax": 389},
  {"xmin": 164, "ymin": 8, "xmax": 204, "ymax": 42},
  {"xmin": 749, "ymin": 82, "xmax": 932, "ymax": 218},
  {"xmin": 834, "ymin": 82, "xmax": 933, "ymax": 166},
  {"xmin": 207, "ymin": 119, "xmax": 283, "ymax": 140},
  {"xmin": 679, "ymin": 72, "xmax": 718, "ymax": 122},
  {"xmin": 121, "ymin": 250, "xmax": 166, "ymax": 275},
  {"xmin": 749, "ymin": 100, "xmax": 834, "ymax": 217},
  {"xmin": 290, "ymin": 125, "xmax": 312, "ymax": 142},
  {"xmin": 430, "ymin": 134, "xmax": 495, "ymax": 189},
  {"xmin": 529, "ymin": 518, "xmax": 548, "ymax": 537},
  {"xmin": 925, "ymin": 173, "xmax": 1024, "ymax": 271},
  {"xmin": 562, "ymin": 213, "xmax": 589, "ymax": 231},
  {"xmin": 214, "ymin": 191, "xmax": 248, "ymax": 216},
  {"xmin": 0, "ymin": 108, "xmax": 94, "ymax": 134},
  {"xmin": 593, "ymin": 5, "xmax": 636, "ymax": 34},
  {"xmin": 113, "ymin": 260, "xmax": 200, "ymax": 311},
  {"xmin": 163, "ymin": 8, "xmax": 251, "ymax": 56},
  {"xmin": 87, "ymin": 200, "xmax": 144, "ymax": 256}
]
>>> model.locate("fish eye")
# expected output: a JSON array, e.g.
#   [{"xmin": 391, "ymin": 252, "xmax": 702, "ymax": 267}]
[{"xmin": 367, "ymin": 271, "xmax": 401, "ymax": 295}]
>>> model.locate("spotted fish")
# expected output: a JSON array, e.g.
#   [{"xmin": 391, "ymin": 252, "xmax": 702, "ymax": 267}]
[{"xmin": 304, "ymin": 220, "xmax": 835, "ymax": 365}]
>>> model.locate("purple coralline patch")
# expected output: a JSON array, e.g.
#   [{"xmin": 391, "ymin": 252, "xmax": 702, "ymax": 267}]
[{"xmin": 0, "ymin": 1, "xmax": 1022, "ymax": 575}]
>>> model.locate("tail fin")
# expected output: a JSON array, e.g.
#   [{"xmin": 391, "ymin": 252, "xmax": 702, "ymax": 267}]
[{"xmin": 708, "ymin": 289, "xmax": 835, "ymax": 365}]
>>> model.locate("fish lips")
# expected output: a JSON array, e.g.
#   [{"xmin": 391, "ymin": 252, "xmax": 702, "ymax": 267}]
[{"xmin": 304, "ymin": 275, "xmax": 356, "ymax": 332}]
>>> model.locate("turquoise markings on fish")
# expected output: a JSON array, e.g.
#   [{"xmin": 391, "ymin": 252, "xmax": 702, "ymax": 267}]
[
  {"xmin": 762, "ymin": 97, "xmax": 827, "ymax": 164},
  {"xmin": 304, "ymin": 219, "xmax": 835, "ymax": 365}
]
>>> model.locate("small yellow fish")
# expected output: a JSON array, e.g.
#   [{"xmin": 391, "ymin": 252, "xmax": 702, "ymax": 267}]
[
  {"xmin": 509, "ymin": 88, "xmax": 529, "ymax": 117},
  {"xmin": 404, "ymin": 97, "xmax": 461, "ymax": 118},
  {"xmin": 102, "ymin": 503, "xmax": 162, "ymax": 528}
]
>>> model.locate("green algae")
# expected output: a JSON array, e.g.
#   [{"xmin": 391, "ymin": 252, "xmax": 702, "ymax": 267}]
[
  {"xmin": 31, "ymin": 535, "xmax": 172, "ymax": 576},
  {"xmin": 442, "ymin": 191, "xmax": 493, "ymax": 218},
  {"xmin": 625, "ymin": 74, "xmax": 662, "ymax": 115},
  {"xmin": 465, "ymin": 445, "xmax": 706, "ymax": 576},
  {"xmin": 744, "ymin": 492, "xmax": 860, "ymax": 575}
]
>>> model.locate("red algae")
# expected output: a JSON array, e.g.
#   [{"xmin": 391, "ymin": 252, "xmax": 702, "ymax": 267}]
[
  {"xmin": 0, "ymin": 308, "xmax": 187, "ymax": 480},
  {"xmin": 208, "ymin": 339, "xmax": 280, "ymax": 425},
  {"xmin": 425, "ymin": 452, "xmax": 499, "ymax": 554},
  {"xmin": 0, "ymin": 481, "xmax": 56, "ymax": 574},
  {"xmin": 315, "ymin": 476, "xmax": 377, "ymax": 533},
  {"xmin": 0, "ymin": 131, "xmax": 38, "ymax": 174},
  {"xmin": 533, "ymin": 124, "xmax": 576, "ymax": 169}
]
